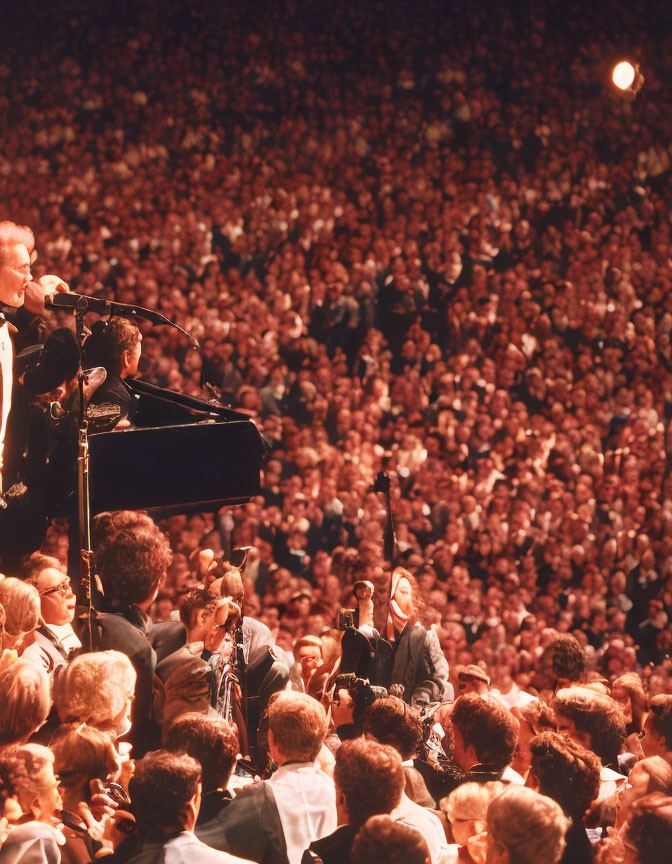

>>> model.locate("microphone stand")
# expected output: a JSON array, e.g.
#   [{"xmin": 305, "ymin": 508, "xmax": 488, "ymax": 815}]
[{"xmin": 74, "ymin": 296, "xmax": 96, "ymax": 649}]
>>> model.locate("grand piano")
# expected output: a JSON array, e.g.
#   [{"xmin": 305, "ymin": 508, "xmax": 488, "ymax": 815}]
[{"xmin": 85, "ymin": 378, "xmax": 267, "ymax": 516}]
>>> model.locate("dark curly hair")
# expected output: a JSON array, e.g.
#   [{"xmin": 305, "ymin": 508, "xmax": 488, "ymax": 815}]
[
  {"xmin": 450, "ymin": 693, "xmax": 518, "ymax": 770},
  {"xmin": 529, "ymin": 731, "xmax": 601, "ymax": 818},
  {"xmin": 129, "ymin": 751, "xmax": 200, "ymax": 837},
  {"xmin": 548, "ymin": 634, "xmax": 586, "ymax": 683},
  {"xmin": 163, "ymin": 713, "xmax": 238, "ymax": 794},
  {"xmin": 334, "ymin": 737, "xmax": 404, "ymax": 829},
  {"xmin": 96, "ymin": 520, "xmax": 172, "ymax": 606},
  {"xmin": 351, "ymin": 815, "xmax": 430, "ymax": 864},
  {"xmin": 552, "ymin": 687, "xmax": 626, "ymax": 767},
  {"xmin": 361, "ymin": 696, "xmax": 423, "ymax": 761}
]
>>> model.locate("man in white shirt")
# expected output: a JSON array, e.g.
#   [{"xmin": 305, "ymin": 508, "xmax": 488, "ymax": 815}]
[{"xmin": 197, "ymin": 691, "xmax": 336, "ymax": 864}]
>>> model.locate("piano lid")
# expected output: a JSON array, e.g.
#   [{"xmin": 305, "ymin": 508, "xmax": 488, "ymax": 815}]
[{"xmin": 88, "ymin": 419, "xmax": 266, "ymax": 514}]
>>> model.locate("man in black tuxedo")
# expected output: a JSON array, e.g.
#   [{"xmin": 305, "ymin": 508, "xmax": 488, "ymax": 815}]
[{"xmin": 0, "ymin": 220, "xmax": 69, "ymax": 566}]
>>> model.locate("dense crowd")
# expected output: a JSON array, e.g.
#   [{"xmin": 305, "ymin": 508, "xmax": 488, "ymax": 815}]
[{"xmin": 2, "ymin": 0, "xmax": 672, "ymax": 860}]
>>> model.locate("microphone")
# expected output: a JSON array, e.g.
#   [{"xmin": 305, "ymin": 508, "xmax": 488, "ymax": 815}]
[{"xmin": 44, "ymin": 291, "xmax": 200, "ymax": 349}]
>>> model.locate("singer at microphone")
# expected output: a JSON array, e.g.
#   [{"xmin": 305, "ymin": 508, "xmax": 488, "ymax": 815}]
[{"xmin": 0, "ymin": 218, "xmax": 72, "ymax": 565}]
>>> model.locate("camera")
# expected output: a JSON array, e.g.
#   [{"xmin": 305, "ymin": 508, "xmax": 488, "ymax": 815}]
[{"xmin": 338, "ymin": 607, "xmax": 359, "ymax": 630}]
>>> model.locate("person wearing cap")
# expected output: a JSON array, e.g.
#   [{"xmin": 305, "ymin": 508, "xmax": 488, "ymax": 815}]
[{"xmin": 457, "ymin": 665, "xmax": 491, "ymax": 697}]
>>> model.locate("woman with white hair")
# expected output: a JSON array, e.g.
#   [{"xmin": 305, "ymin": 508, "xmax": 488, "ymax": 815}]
[
  {"xmin": 0, "ymin": 744, "xmax": 64, "ymax": 864},
  {"xmin": 0, "ymin": 577, "xmax": 41, "ymax": 656},
  {"xmin": 53, "ymin": 650, "xmax": 137, "ymax": 741},
  {"xmin": 442, "ymin": 781, "xmax": 504, "ymax": 852},
  {"xmin": 0, "ymin": 659, "xmax": 51, "ymax": 746}
]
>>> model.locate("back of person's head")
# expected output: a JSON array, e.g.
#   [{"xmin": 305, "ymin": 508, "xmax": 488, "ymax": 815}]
[
  {"xmin": 163, "ymin": 713, "xmax": 238, "ymax": 794},
  {"xmin": 351, "ymin": 815, "xmax": 429, "ymax": 864},
  {"xmin": 129, "ymin": 751, "xmax": 201, "ymax": 838},
  {"xmin": 450, "ymin": 693, "xmax": 518, "ymax": 770},
  {"xmin": 547, "ymin": 634, "xmax": 586, "ymax": 683},
  {"xmin": 0, "ymin": 744, "xmax": 55, "ymax": 818},
  {"xmin": 649, "ymin": 695, "xmax": 672, "ymax": 752},
  {"xmin": 625, "ymin": 794, "xmax": 672, "ymax": 864},
  {"xmin": 268, "ymin": 690, "xmax": 327, "ymax": 762},
  {"xmin": 0, "ymin": 577, "xmax": 40, "ymax": 644},
  {"xmin": 362, "ymin": 696, "xmax": 423, "ymax": 761},
  {"xmin": 552, "ymin": 686, "xmax": 626, "ymax": 766},
  {"xmin": 441, "ymin": 781, "xmax": 504, "ymax": 846},
  {"xmin": 334, "ymin": 737, "xmax": 404, "ymax": 830},
  {"xmin": 95, "ymin": 519, "xmax": 172, "ymax": 606},
  {"xmin": 528, "ymin": 731, "xmax": 600, "ymax": 818},
  {"xmin": 83, "ymin": 317, "xmax": 141, "ymax": 376},
  {"xmin": 0, "ymin": 659, "xmax": 51, "ymax": 745},
  {"xmin": 53, "ymin": 650, "xmax": 136, "ymax": 732},
  {"xmin": 487, "ymin": 785, "xmax": 568, "ymax": 864},
  {"xmin": 51, "ymin": 724, "xmax": 118, "ymax": 807},
  {"xmin": 91, "ymin": 510, "xmax": 157, "ymax": 550}
]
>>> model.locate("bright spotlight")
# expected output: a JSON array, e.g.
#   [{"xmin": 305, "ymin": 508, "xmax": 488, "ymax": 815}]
[
  {"xmin": 613, "ymin": 61, "xmax": 635, "ymax": 90},
  {"xmin": 611, "ymin": 60, "xmax": 644, "ymax": 96}
]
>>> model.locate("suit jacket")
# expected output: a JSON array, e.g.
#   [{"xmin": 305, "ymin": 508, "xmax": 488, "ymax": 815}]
[
  {"xmin": 388, "ymin": 623, "xmax": 450, "ymax": 706},
  {"xmin": 196, "ymin": 781, "xmax": 288, "ymax": 864},
  {"xmin": 300, "ymin": 825, "xmax": 355, "ymax": 864},
  {"xmin": 93, "ymin": 604, "xmax": 158, "ymax": 755}
]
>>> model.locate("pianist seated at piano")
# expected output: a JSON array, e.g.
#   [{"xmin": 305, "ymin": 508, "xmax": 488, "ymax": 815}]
[{"xmin": 82, "ymin": 316, "xmax": 143, "ymax": 425}]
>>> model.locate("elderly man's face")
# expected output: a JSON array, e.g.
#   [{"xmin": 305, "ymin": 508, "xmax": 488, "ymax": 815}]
[{"xmin": 0, "ymin": 243, "xmax": 31, "ymax": 307}]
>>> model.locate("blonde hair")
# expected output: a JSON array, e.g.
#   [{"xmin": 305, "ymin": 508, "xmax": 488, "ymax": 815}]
[
  {"xmin": 0, "ymin": 744, "xmax": 54, "ymax": 813},
  {"xmin": 487, "ymin": 786, "xmax": 568, "ymax": 864},
  {"xmin": 442, "ymin": 781, "xmax": 504, "ymax": 825},
  {"xmin": 0, "ymin": 578, "xmax": 40, "ymax": 636},
  {"xmin": 53, "ymin": 650, "xmax": 136, "ymax": 729},
  {"xmin": 635, "ymin": 757, "xmax": 672, "ymax": 796},
  {"xmin": 268, "ymin": 690, "xmax": 327, "ymax": 761},
  {"xmin": 51, "ymin": 724, "xmax": 118, "ymax": 807},
  {"xmin": 0, "ymin": 660, "xmax": 51, "ymax": 745}
]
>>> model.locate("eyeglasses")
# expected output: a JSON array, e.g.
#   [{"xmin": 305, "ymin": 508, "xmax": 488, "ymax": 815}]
[{"xmin": 40, "ymin": 579, "xmax": 73, "ymax": 598}]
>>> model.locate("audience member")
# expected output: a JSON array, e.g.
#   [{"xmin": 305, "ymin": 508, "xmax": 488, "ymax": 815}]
[
  {"xmin": 52, "ymin": 650, "xmax": 136, "ymax": 741},
  {"xmin": 0, "ymin": 660, "xmax": 51, "ymax": 746},
  {"xmin": 163, "ymin": 714, "xmax": 239, "ymax": 825},
  {"xmin": 449, "ymin": 694, "xmax": 519, "ymax": 783},
  {"xmin": 127, "ymin": 751, "xmax": 253, "ymax": 864},
  {"xmin": 485, "ymin": 785, "xmax": 568, "ymax": 864},
  {"xmin": 350, "ymin": 815, "xmax": 430, "ymax": 864},
  {"xmin": 528, "ymin": 732, "xmax": 600, "ymax": 864},
  {"xmin": 19, "ymin": 553, "xmax": 79, "ymax": 671},
  {"xmin": 302, "ymin": 737, "xmax": 405, "ymax": 864},
  {"xmin": 197, "ymin": 691, "xmax": 335, "ymax": 864}
]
